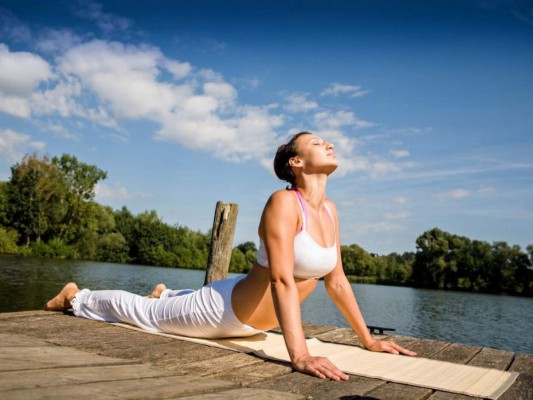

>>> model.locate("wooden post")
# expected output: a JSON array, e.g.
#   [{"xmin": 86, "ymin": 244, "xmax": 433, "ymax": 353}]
[{"xmin": 204, "ymin": 201, "xmax": 239, "ymax": 285}]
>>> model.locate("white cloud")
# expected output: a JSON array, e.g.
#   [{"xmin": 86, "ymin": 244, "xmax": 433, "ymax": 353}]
[
  {"xmin": 370, "ymin": 160, "xmax": 406, "ymax": 177},
  {"xmin": 0, "ymin": 37, "xmax": 286, "ymax": 163},
  {"xmin": 203, "ymin": 81, "xmax": 238, "ymax": 109},
  {"xmin": 59, "ymin": 40, "xmax": 179, "ymax": 120},
  {"xmin": 72, "ymin": 0, "xmax": 133, "ymax": 33},
  {"xmin": 394, "ymin": 196, "xmax": 408, "ymax": 204},
  {"xmin": 284, "ymin": 93, "xmax": 318, "ymax": 113},
  {"xmin": 0, "ymin": 96, "xmax": 30, "ymax": 118},
  {"xmin": 384, "ymin": 211, "xmax": 411, "ymax": 219},
  {"xmin": 433, "ymin": 188, "xmax": 471, "ymax": 201},
  {"xmin": 95, "ymin": 182, "xmax": 151, "ymax": 200},
  {"xmin": 164, "ymin": 59, "xmax": 192, "ymax": 80},
  {"xmin": 390, "ymin": 149, "xmax": 410, "ymax": 158},
  {"xmin": 56, "ymin": 39, "xmax": 285, "ymax": 161},
  {"xmin": 321, "ymin": 82, "xmax": 369, "ymax": 98},
  {"xmin": 356, "ymin": 221, "xmax": 405, "ymax": 235},
  {"xmin": 35, "ymin": 28, "xmax": 83, "ymax": 54},
  {"xmin": 314, "ymin": 110, "xmax": 373, "ymax": 130},
  {"xmin": 235, "ymin": 77, "xmax": 260, "ymax": 90},
  {"xmin": 0, "ymin": 9, "xmax": 32, "ymax": 43},
  {"xmin": 477, "ymin": 185, "xmax": 496, "ymax": 193},
  {"xmin": 0, "ymin": 129, "xmax": 45, "ymax": 163},
  {"xmin": 0, "ymin": 44, "xmax": 53, "ymax": 118},
  {"xmin": 34, "ymin": 120, "xmax": 79, "ymax": 140},
  {"xmin": 0, "ymin": 44, "xmax": 52, "ymax": 96}
]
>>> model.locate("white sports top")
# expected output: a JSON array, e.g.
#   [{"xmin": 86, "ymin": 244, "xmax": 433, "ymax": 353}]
[{"xmin": 256, "ymin": 189, "xmax": 337, "ymax": 279}]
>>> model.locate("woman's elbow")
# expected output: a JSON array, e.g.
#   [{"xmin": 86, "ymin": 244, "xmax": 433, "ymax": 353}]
[
  {"xmin": 270, "ymin": 276, "xmax": 293, "ymax": 292},
  {"xmin": 325, "ymin": 275, "xmax": 351, "ymax": 294}
]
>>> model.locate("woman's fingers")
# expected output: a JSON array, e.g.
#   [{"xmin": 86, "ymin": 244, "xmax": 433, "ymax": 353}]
[
  {"xmin": 381, "ymin": 341, "xmax": 417, "ymax": 356},
  {"xmin": 295, "ymin": 356, "xmax": 350, "ymax": 381},
  {"xmin": 317, "ymin": 358, "xmax": 349, "ymax": 381},
  {"xmin": 367, "ymin": 340, "xmax": 417, "ymax": 356}
]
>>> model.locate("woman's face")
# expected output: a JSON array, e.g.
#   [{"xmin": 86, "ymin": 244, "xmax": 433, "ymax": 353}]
[{"xmin": 292, "ymin": 133, "xmax": 338, "ymax": 174}]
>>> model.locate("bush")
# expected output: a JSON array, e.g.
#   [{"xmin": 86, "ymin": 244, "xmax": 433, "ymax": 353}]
[
  {"xmin": 31, "ymin": 238, "xmax": 74, "ymax": 258},
  {"xmin": 0, "ymin": 226, "xmax": 19, "ymax": 254},
  {"xmin": 97, "ymin": 232, "xmax": 130, "ymax": 263}
]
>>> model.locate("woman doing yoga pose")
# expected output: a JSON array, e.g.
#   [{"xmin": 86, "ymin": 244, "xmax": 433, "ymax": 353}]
[{"xmin": 46, "ymin": 131, "xmax": 415, "ymax": 381}]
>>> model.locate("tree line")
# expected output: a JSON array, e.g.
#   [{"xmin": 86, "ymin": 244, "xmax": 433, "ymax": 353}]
[{"xmin": 1, "ymin": 154, "xmax": 531, "ymax": 296}]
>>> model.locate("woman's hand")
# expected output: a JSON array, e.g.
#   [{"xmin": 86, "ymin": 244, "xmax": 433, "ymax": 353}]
[
  {"xmin": 365, "ymin": 339, "xmax": 417, "ymax": 356},
  {"xmin": 293, "ymin": 355, "xmax": 349, "ymax": 381}
]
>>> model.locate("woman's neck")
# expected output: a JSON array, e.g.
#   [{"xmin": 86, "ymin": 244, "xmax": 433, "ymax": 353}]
[{"xmin": 293, "ymin": 174, "xmax": 328, "ymax": 210}]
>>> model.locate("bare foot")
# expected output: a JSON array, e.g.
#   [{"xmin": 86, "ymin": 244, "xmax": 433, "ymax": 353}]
[
  {"xmin": 44, "ymin": 282, "xmax": 80, "ymax": 311},
  {"xmin": 148, "ymin": 283, "xmax": 167, "ymax": 299}
]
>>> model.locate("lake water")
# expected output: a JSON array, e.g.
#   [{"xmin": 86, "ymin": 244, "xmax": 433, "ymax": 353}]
[{"xmin": 1, "ymin": 254, "xmax": 531, "ymax": 354}]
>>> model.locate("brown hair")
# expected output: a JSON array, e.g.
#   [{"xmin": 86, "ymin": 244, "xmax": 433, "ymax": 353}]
[{"xmin": 273, "ymin": 131, "xmax": 312, "ymax": 186}]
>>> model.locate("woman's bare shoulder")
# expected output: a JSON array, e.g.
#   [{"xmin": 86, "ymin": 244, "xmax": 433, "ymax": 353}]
[
  {"xmin": 325, "ymin": 197, "xmax": 338, "ymax": 212},
  {"xmin": 268, "ymin": 189, "xmax": 296, "ymax": 203},
  {"xmin": 263, "ymin": 190, "xmax": 298, "ymax": 217}
]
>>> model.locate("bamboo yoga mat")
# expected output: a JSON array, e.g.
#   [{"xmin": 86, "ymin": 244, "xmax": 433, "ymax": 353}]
[{"xmin": 113, "ymin": 323, "xmax": 518, "ymax": 399}]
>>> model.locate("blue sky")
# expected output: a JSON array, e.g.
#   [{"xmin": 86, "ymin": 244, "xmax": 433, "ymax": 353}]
[{"xmin": 0, "ymin": 0, "xmax": 532, "ymax": 255}]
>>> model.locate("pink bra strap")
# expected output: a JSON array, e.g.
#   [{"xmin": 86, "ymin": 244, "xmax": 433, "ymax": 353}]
[
  {"xmin": 292, "ymin": 189, "xmax": 307, "ymax": 232},
  {"xmin": 293, "ymin": 189, "xmax": 336, "ymax": 233},
  {"xmin": 323, "ymin": 203, "xmax": 336, "ymax": 231}
]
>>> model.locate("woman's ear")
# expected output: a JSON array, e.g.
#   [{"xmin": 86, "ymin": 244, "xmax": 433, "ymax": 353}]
[{"xmin": 289, "ymin": 156, "xmax": 302, "ymax": 168}]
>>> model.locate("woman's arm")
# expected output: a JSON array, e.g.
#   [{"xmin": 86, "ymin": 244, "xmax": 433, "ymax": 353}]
[
  {"xmin": 324, "ymin": 201, "xmax": 416, "ymax": 356},
  {"xmin": 263, "ymin": 191, "xmax": 349, "ymax": 380}
]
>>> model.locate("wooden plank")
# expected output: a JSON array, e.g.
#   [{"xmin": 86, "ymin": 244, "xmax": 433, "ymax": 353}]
[
  {"xmin": 0, "ymin": 364, "xmax": 175, "ymax": 391},
  {"xmin": 315, "ymin": 327, "xmax": 365, "ymax": 346},
  {"xmin": 427, "ymin": 392, "xmax": 481, "ymax": 400},
  {"xmin": 0, "ymin": 310, "xmax": 50, "ymax": 320},
  {"xmin": 182, "ymin": 352, "xmax": 264, "ymax": 376},
  {"xmin": 509, "ymin": 353, "xmax": 533, "ymax": 374},
  {"xmin": 213, "ymin": 360, "xmax": 292, "ymax": 385},
  {"xmin": 364, "ymin": 382, "xmax": 434, "ymax": 400},
  {"xmin": 405, "ymin": 338, "xmax": 453, "ymax": 359},
  {"xmin": 0, "ymin": 346, "xmax": 137, "ymax": 372},
  {"xmin": 249, "ymin": 370, "xmax": 327, "ymax": 395},
  {"xmin": 467, "ymin": 347, "xmax": 514, "ymax": 370},
  {"xmin": 268, "ymin": 322, "xmax": 338, "ymax": 337},
  {"xmin": 498, "ymin": 353, "xmax": 533, "ymax": 400},
  {"xmin": 298, "ymin": 375, "xmax": 386, "ymax": 399},
  {"xmin": 179, "ymin": 388, "xmax": 306, "ymax": 399},
  {"xmin": 386, "ymin": 335, "xmax": 422, "ymax": 349},
  {"xmin": 301, "ymin": 322, "xmax": 338, "ymax": 337},
  {"xmin": 498, "ymin": 374, "xmax": 533, "ymax": 400},
  {"xmin": 99, "ymin": 338, "xmax": 230, "ymax": 372},
  {"xmin": 0, "ymin": 333, "xmax": 55, "ymax": 347},
  {"xmin": 431, "ymin": 342, "xmax": 481, "ymax": 364},
  {"xmin": 1, "ymin": 375, "xmax": 237, "ymax": 400}
]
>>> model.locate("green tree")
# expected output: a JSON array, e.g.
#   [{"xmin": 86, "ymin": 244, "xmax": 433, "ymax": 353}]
[
  {"xmin": 0, "ymin": 226, "xmax": 19, "ymax": 254},
  {"xmin": 51, "ymin": 154, "xmax": 107, "ymax": 242},
  {"xmin": 411, "ymin": 228, "xmax": 450, "ymax": 289},
  {"xmin": 6, "ymin": 153, "xmax": 107, "ymax": 248},
  {"xmin": 341, "ymin": 244, "xmax": 374, "ymax": 277},
  {"xmin": 7, "ymin": 155, "xmax": 49, "ymax": 245},
  {"xmin": 234, "ymin": 241, "xmax": 257, "ymax": 272},
  {"xmin": 230, "ymin": 248, "xmax": 248, "ymax": 273},
  {"xmin": 0, "ymin": 182, "xmax": 8, "ymax": 226}
]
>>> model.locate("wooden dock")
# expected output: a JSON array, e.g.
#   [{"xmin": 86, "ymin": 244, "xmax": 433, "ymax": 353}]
[{"xmin": 0, "ymin": 311, "xmax": 531, "ymax": 399}]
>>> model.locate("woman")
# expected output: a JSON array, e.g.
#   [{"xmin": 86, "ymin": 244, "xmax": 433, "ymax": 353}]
[{"xmin": 46, "ymin": 131, "xmax": 415, "ymax": 381}]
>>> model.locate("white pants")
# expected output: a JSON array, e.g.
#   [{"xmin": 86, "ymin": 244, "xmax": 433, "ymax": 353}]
[{"xmin": 71, "ymin": 275, "xmax": 263, "ymax": 339}]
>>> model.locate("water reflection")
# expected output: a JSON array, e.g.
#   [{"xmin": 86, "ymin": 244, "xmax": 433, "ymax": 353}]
[{"xmin": 1, "ymin": 254, "xmax": 532, "ymax": 354}]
